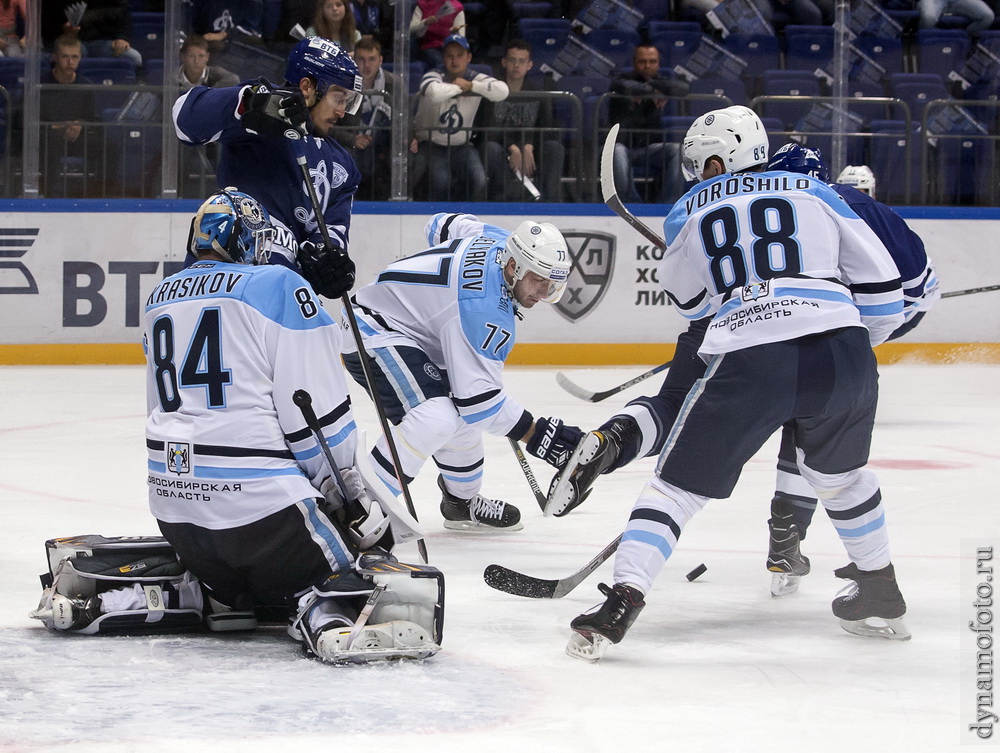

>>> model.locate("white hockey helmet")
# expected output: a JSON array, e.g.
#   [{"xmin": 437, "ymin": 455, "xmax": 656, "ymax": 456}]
[
  {"xmin": 682, "ymin": 105, "xmax": 769, "ymax": 181},
  {"xmin": 501, "ymin": 221, "xmax": 572, "ymax": 304},
  {"xmin": 837, "ymin": 165, "xmax": 877, "ymax": 196}
]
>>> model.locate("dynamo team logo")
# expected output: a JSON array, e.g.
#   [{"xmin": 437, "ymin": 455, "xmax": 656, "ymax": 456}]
[{"xmin": 554, "ymin": 231, "xmax": 615, "ymax": 322}]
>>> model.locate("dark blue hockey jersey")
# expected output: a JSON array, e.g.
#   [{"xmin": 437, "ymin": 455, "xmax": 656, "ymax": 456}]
[{"xmin": 173, "ymin": 84, "xmax": 362, "ymax": 266}]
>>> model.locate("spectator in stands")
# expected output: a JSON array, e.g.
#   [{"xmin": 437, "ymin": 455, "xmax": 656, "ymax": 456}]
[
  {"xmin": 918, "ymin": 0, "xmax": 994, "ymax": 33},
  {"xmin": 58, "ymin": 0, "xmax": 143, "ymax": 68},
  {"xmin": 185, "ymin": 0, "xmax": 265, "ymax": 72},
  {"xmin": 307, "ymin": 0, "xmax": 362, "ymax": 54},
  {"xmin": 410, "ymin": 33, "xmax": 507, "ymax": 201},
  {"xmin": 338, "ymin": 36, "xmax": 398, "ymax": 199},
  {"xmin": 40, "ymin": 34, "xmax": 97, "ymax": 198},
  {"xmin": 410, "ymin": 0, "xmax": 465, "ymax": 70},
  {"xmin": 0, "ymin": 0, "xmax": 25, "ymax": 58},
  {"xmin": 610, "ymin": 43, "xmax": 689, "ymax": 204},
  {"xmin": 482, "ymin": 39, "xmax": 566, "ymax": 202},
  {"xmin": 760, "ymin": 0, "xmax": 833, "ymax": 27},
  {"xmin": 353, "ymin": 0, "xmax": 389, "ymax": 43},
  {"xmin": 178, "ymin": 34, "xmax": 240, "ymax": 90}
]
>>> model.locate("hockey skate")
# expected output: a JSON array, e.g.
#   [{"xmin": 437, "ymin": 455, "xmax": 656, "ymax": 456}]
[
  {"xmin": 767, "ymin": 515, "xmax": 811, "ymax": 597},
  {"xmin": 438, "ymin": 476, "xmax": 523, "ymax": 532},
  {"xmin": 832, "ymin": 562, "xmax": 910, "ymax": 641},
  {"xmin": 566, "ymin": 582, "xmax": 645, "ymax": 662},
  {"xmin": 546, "ymin": 429, "xmax": 620, "ymax": 517}
]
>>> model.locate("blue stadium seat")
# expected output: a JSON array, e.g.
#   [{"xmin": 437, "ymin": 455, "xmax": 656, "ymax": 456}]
[
  {"xmin": 583, "ymin": 28, "xmax": 640, "ymax": 68},
  {"xmin": 934, "ymin": 131, "xmax": 992, "ymax": 204},
  {"xmin": 915, "ymin": 29, "xmax": 971, "ymax": 80},
  {"xmin": 383, "ymin": 61, "xmax": 427, "ymax": 93},
  {"xmin": 784, "ymin": 25, "xmax": 835, "ymax": 72},
  {"xmin": 869, "ymin": 119, "xmax": 921, "ymax": 203},
  {"xmin": 633, "ymin": 0, "xmax": 672, "ymax": 21},
  {"xmin": 513, "ymin": 2, "xmax": 555, "ymax": 19},
  {"xmin": 131, "ymin": 12, "xmax": 166, "ymax": 61},
  {"xmin": 888, "ymin": 72, "xmax": 951, "ymax": 124},
  {"xmin": 688, "ymin": 77, "xmax": 747, "ymax": 116},
  {"xmin": 649, "ymin": 28, "xmax": 704, "ymax": 72},
  {"xmin": 78, "ymin": 57, "xmax": 138, "ymax": 85},
  {"xmin": 760, "ymin": 70, "xmax": 822, "ymax": 129},
  {"xmin": 552, "ymin": 75, "xmax": 610, "ymax": 142},
  {"xmin": 846, "ymin": 78, "xmax": 892, "ymax": 124},
  {"xmin": 515, "ymin": 17, "xmax": 572, "ymax": 36},
  {"xmin": 722, "ymin": 33, "xmax": 780, "ymax": 97},
  {"xmin": 519, "ymin": 27, "xmax": 571, "ymax": 70},
  {"xmin": 853, "ymin": 36, "xmax": 904, "ymax": 77},
  {"xmin": 759, "ymin": 116, "xmax": 790, "ymax": 153},
  {"xmin": 647, "ymin": 20, "xmax": 703, "ymax": 36}
]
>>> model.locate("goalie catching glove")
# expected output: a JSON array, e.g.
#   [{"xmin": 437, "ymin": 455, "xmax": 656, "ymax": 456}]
[
  {"xmin": 526, "ymin": 417, "xmax": 584, "ymax": 468},
  {"xmin": 238, "ymin": 79, "xmax": 309, "ymax": 138},
  {"xmin": 298, "ymin": 240, "xmax": 356, "ymax": 299}
]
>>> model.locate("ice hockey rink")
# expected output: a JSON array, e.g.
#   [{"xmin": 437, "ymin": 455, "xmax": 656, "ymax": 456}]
[{"xmin": 1, "ymin": 361, "xmax": 998, "ymax": 752}]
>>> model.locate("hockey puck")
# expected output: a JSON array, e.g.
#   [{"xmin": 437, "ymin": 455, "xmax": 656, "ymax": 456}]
[{"xmin": 686, "ymin": 564, "xmax": 707, "ymax": 581}]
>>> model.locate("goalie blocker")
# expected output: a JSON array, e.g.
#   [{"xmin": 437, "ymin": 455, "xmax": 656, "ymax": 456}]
[{"xmin": 29, "ymin": 535, "xmax": 445, "ymax": 664}]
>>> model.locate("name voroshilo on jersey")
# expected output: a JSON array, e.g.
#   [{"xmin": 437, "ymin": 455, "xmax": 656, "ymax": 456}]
[
  {"xmin": 143, "ymin": 261, "xmax": 356, "ymax": 530},
  {"xmin": 661, "ymin": 171, "xmax": 904, "ymax": 355}
]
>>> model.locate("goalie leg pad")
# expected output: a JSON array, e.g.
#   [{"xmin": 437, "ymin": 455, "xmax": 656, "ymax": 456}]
[
  {"xmin": 293, "ymin": 561, "xmax": 444, "ymax": 664},
  {"xmin": 30, "ymin": 535, "xmax": 204, "ymax": 636}
]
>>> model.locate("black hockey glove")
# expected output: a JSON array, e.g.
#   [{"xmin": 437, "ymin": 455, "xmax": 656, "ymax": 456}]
[
  {"xmin": 298, "ymin": 240, "xmax": 356, "ymax": 299},
  {"xmin": 526, "ymin": 417, "xmax": 584, "ymax": 469},
  {"xmin": 238, "ymin": 79, "xmax": 308, "ymax": 138}
]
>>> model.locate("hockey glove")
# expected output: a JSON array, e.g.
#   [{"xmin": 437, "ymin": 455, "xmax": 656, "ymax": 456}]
[
  {"xmin": 526, "ymin": 417, "xmax": 584, "ymax": 469},
  {"xmin": 298, "ymin": 240, "xmax": 356, "ymax": 299},
  {"xmin": 238, "ymin": 79, "xmax": 309, "ymax": 138}
]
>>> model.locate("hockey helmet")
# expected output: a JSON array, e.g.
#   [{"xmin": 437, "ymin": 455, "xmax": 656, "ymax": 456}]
[
  {"xmin": 285, "ymin": 36, "xmax": 363, "ymax": 114},
  {"xmin": 187, "ymin": 188, "xmax": 275, "ymax": 265},
  {"xmin": 837, "ymin": 165, "xmax": 877, "ymax": 196},
  {"xmin": 501, "ymin": 221, "xmax": 572, "ymax": 304},
  {"xmin": 767, "ymin": 142, "xmax": 830, "ymax": 182},
  {"xmin": 682, "ymin": 105, "xmax": 769, "ymax": 181}
]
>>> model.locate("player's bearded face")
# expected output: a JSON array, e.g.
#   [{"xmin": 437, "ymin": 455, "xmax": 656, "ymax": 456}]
[{"xmin": 309, "ymin": 86, "xmax": 355, "ymax": 136}]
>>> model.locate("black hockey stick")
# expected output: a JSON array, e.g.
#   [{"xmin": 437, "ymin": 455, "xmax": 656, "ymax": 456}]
[
  {"xmin": 294, "ymin": 147, "xmax": 426, "ymax": 564},
  {"xmin": 556, "ymin": 360, "xmax": 672, "ymax": 402},
  {"xmin": 508, "ymin": 438, "xmax": 547, "ymax": 511},
  {"xmin": 601, "ymin": 123, "xmax": 667, "ymax": 251},
  {"xmin": 483, "ymin": 533, "xmax": 622, "ymax": 598},
  {"xmin": 942, "ymin": 284, "xmax": 1000, "ymax": 298}
]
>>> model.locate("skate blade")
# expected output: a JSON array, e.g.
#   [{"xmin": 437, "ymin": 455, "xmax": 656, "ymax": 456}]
[
  {"xmin": 770, "ymin": 572, "xmax": 802, "ymax": 597},
  {"xmin": 566, "ymin": 631, "xmax": 611, "ymax": 662},
  {"xmin": 442, "ymin": 519, "xmax": 524, "ymax": 533},
  {"xmin": 838, "ymin": 616, "xmax": 911, "ymax": 641},
  {"xmin": 322, "ymin": 645, "xmax": 441, "ymax": 665},
  {"xmin": 544, "ymin": 433, "xmax": 601, "ymax": 518}
]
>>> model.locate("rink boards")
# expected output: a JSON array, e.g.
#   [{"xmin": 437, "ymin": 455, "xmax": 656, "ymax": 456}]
[{"xmin": 0, "ymin": 200, "xmax": 998, "ymax": 364}]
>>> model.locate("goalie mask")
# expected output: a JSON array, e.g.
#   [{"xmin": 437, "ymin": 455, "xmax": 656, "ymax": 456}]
[
  {"xmin": 501, "ymin": 221, "xmax": 572, "ymax": 304},
  {"xmin": 187, "ymin": 188, "xmax": 275, "ymax": 265},
  {"xmin": 285, "ymin": 36, "xmax": 363, "ymax": 115},
  {"xmin": 767, "ymin": 142, "xmax": 830, "ymax": 182},
  {"xmin": 837, "ymin": 165, "xmax": 877, "ymax": 196},
  {"xmin": 682, "ymin": 105, "xmax": 769, "ymax": 181}
]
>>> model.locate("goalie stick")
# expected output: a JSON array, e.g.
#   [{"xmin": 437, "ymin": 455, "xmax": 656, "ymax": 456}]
[
  {"xmin": 483, "ymin": 534, "xmax": 622, "ymax": 598},
  {"xmin": 508, "ymin": 438, "xmax": 547, "ymax": 510},
  {"xmin": 556, "ymin": 360, "xmax": 673, "ymax": 402},
  {"xmin": 601, "ymin": 123, "xmax": 667, "ymax": 251}
]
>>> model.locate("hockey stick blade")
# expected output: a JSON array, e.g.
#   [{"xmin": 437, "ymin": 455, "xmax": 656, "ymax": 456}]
[
  {"xmin": 601, "ymin": 124, "xmax": 667, "ymax": 251},
  {"xmin": 483, "ymin": 533, "xmax": 623, "ymax": 599},
  {"xmin": 556, "ymin": 361, "xmax": 672, "ymax": 402}
]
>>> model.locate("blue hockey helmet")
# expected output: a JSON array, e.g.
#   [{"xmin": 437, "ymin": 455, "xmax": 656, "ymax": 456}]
[
  {"xmin": 187, "ymin": 188, "xmax": 275, "ymax": 265},
  {"xmin": 767, "ymin": 142, "xmax": 830, "ymax": 182},
  {"xmin": 285, "ymin": 36, "xmax": 363, "ymax": 114}
]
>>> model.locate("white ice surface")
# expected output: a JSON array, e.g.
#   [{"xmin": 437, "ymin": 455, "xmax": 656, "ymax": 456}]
[{"xmin": 1, "ymin": 363, "xmax": 998, "ymax": 752}]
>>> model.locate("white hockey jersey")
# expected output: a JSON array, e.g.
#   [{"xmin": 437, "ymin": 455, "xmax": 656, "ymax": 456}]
[
  {"xmin": 660, "ymin": 171, "xmax": 905, "ymax": 355},
  {"xmin": 143, "ymin": 261, "xmax": 356, "ymax": 530},
  {"xmin": 412, "ymin": 68, "xmax": 509, "ymax": 147},
  {"xmin": 347, "ymin": 216, "xmax": 530, "ymax": 438}
]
